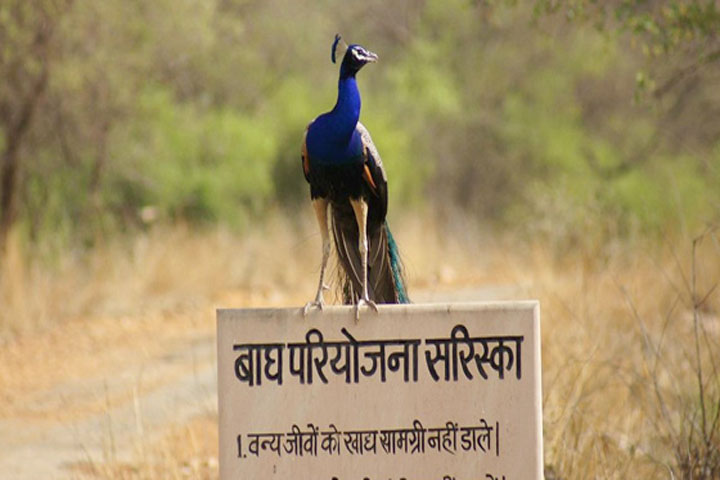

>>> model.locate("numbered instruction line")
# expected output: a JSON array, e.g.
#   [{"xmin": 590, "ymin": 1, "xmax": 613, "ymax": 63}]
[{"xmin": 237, "ymin": 418, "xmax": 500, "ymax": 459}]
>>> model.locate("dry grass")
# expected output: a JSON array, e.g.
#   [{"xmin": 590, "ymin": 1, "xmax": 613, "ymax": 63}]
[
  {"xmin": 0, "ymin": 214, "xmax": 319, "ymax": 338},
  {"xmin": 70, "ymin": 414, "xmax": 219, "ymax": 480},
  {"xmin": 1, "ymin": 213, "xmax": 719, "ymax": 478}
]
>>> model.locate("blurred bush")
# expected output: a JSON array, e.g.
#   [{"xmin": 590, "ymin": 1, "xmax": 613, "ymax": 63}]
[{"xmin": 1, "ymin": 0, "xmax": 719, "ymax": 252}]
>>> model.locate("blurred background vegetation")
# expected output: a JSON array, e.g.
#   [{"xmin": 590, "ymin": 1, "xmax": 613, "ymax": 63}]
[{"xmin": 1, "ymin": 0, "xmax": 719, "ymax": 254}]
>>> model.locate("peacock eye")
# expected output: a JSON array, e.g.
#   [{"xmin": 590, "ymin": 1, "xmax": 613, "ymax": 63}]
[{"xmin": 352, "ymin": 48, "xmax": 367, "ymax": 61}]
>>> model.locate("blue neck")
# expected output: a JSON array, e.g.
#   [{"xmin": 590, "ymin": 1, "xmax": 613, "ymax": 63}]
[{"xmin": 329, "ymin": 75, "xmax": 361, "ymax": 141}]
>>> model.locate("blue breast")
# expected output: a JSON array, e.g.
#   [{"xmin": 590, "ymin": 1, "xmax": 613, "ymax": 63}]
[
  {"xmin": 307, "ymin": 121, "xmax": 363, "ymax": 166},
  {"xmin": 306, "ymin": 75, "xmax": 364, "ymax": 166}
]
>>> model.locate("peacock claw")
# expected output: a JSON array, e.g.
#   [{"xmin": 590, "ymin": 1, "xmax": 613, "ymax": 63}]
[
  {"xmin": 303, "ymin": 297, "xmax": 325, "ymax": 316},
  {"xmin": 354, "ymin": 298, "xmax": 378, "ymax": 322}
]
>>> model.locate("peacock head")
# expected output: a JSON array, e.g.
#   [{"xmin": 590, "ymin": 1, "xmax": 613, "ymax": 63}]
[{"xmin": 332, "ymin": 34, "xmax": 378, "ymax": 78}]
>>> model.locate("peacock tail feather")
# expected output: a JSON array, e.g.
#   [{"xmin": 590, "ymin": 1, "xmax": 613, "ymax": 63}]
[{"xmin": 386, "ymin": 224, "xmax": 409, "ymax": 304}]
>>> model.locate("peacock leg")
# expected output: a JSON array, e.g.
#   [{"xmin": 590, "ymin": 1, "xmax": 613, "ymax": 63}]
[
  {"xmin": 303, "ymin": 197, "xmax": 331, "ymax": 316},
  {"xmin": 350, "ymin": 197, "xmax": 378, "ymax": 321}
]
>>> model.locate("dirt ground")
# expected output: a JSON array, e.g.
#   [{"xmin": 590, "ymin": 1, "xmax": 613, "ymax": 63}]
[{"xmin": 0, "ymin": 298, "xmax": 221, "ymax": 479}]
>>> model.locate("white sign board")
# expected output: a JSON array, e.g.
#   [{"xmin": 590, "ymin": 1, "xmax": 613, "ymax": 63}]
[{"xmin": 217, "ymin": 302, "xmax": 543, "ymax": 480}]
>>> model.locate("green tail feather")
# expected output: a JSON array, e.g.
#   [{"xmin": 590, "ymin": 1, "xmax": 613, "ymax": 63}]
[{"xmin": 385, "ymin": 223, "xmax": 409, "ymax": 304}]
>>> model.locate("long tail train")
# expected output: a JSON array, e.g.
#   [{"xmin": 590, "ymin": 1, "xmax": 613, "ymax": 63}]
[{"xmin": 331, "ymin": 202, "xmax": 409, "ymax": 305}]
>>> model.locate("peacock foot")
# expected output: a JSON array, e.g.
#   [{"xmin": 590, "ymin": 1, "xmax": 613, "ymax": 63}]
[
  {"xmin": 302, "ymin": 286, "xmax": 329, "ymax": 316},
  {"xmin": 354, "ymin": 297, "xmax": 378, "ymax": 322},
  {"xmin": 302, "ymin": 300, "xmax": 324, "ymax": 316}
]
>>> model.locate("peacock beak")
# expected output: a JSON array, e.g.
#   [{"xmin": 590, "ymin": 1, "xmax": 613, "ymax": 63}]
[{"xmin": 365, "ymin": 51, "xmax": 378, "ymax": 63}]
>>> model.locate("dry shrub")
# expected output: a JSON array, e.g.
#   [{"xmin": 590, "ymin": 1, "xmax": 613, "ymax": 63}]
[
  {"xmin": 0, "ymin": 214, "xmax": 322, "ymax": 338},
  {"xmin": 72, "ymin": 414, "xmax": 219, "ymax": 480},
  {"xmin": 631, "ymin": 229, "xmax": 720, "ymax": 479},
  {"xmin": 515, "ymin": 227, "xmax": 720, "ymax": 479}
]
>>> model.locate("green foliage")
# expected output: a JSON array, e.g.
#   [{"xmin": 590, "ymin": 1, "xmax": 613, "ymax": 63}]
[
  {"xmin": 116, "ymin": 87, "xmax": 277, "ymax": 227},
  {"xmin": 532, "ymin": 0, "xmax": 720, "ymax": 96},
  {"xmin": 387, "ymin": 40, "xmax": 462, "ymax": 118},
  {"xmin": 1, "ymin": 0, "xmax": 719, "ymax": 250},
  {"xmin": 363, "ymin": 110, "xmax": 425, "ymax": 207}
]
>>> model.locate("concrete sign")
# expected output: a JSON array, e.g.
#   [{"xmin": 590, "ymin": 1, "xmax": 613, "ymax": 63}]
[{"xmin": 217, "ymin": 302, "xmax": 543, "ymax": 480}]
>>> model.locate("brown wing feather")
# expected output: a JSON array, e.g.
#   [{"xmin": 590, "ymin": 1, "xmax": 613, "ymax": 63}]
[
  {"xmin": 356, "ymin": 122, "xmax": 387, "ymax": 223},
  {"xmin": 301, "ymin": 125, "xmax": 310, "ymax": 180},
  {"xmin": 357, "ymin": 122, "xmax": 387, "ymax": 187},
  {"xmin": 330, "ymin": 122, "xmax": 399, "ymax": 305}
]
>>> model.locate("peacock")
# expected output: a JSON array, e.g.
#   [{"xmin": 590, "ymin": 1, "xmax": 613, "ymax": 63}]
[{"xmin": 302, "ymin": 34, "xmax": 409, "ymax": 319}]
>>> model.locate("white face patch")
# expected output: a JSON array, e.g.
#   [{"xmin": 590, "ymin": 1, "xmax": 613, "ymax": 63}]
[{"xmin": 351, "ymin": 47, "xmax": 377, "ymax": 63}]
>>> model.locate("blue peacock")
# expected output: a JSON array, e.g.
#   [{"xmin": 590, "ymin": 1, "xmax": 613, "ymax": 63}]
[{"xmin": 302, "ymin": 34, "xmax": 409, "ymax": 319}]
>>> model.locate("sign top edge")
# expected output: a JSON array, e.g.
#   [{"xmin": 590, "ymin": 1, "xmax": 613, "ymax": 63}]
[{"xmin": 217, "ymin": 300, "xmax": 539, "ymax": 317}]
